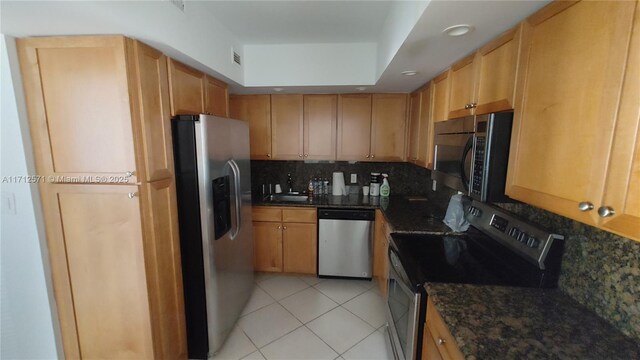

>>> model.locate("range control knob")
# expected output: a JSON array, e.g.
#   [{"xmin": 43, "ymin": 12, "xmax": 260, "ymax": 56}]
[
  {"xmin": 517, "ymin": 231, "xmax": 527, "ymax": 243},
  {"xmin": 526, "ymin": 236, "xmax": 539, "ymax": 248},
  {"xmin": 468, "ymin": 206, "xmax": 482, "ymax": 217}
]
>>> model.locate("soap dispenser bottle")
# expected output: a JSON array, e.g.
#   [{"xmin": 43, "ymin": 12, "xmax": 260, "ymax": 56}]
[{"xmin": 380, "ymin": 173, "xmax": 390, "ymax": 197}]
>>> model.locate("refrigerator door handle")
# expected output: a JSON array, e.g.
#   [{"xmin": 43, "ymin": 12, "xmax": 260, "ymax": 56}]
[{"xmin": 227, "ymin": 159, "xmax": 242, "ymax": 240}]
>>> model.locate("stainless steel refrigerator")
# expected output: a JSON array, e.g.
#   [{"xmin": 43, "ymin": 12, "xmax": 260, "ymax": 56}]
[{"xmin": 172, "ymin": 114, "xmax": 254, "ymax": 359}]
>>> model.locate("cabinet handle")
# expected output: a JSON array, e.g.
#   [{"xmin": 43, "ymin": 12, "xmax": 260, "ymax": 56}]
[
  {"xmin": 438, "ymin": 338, "xmax": 446, "ymax": 345},
  {"xmin": 464, "ymin": 104, "xmax": 470, "ymax": 109},
  {"xmin": 267, "ymin": 153, "xmax": 272, "ymax": 158},
  {"xmin": 365, "ymin": 155, "xmax": 370, "ymax": 158},
  {"xmin": 470, "ymin": 102, "xmax": 477, "ymax": 108},
  {"xmin": 298, "ymin": 154, "xmax": 303, "ymax": 158},
  {"xmin": 125, "ymin": 171, "xmax": 134, "ymax": 177},
  {"xmin": 371, "ymin": 154, "xmax": 375, "ymax": 159},
  {"xmin": 598, "ymin": 206, "xmax": 615, "ymax": 218},
  {"xmin": 127, "ymin": 192, "xmax": 138, "ymax": 199},
  {"xmin": 578, "ymin": 202, "xmax": 594, "ymax": 212},
  {"xmin": 277, "ymin": 225, "xmax": 281, "ymax": 229},
  {"xmin": 283, "ymin": 226, "xmax": 287, "ymax": 230},
  {"xmin": 304, "ymin": 154, "xmax": 309, "ymax": 157}
]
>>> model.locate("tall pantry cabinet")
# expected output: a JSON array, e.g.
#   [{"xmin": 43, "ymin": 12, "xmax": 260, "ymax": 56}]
[{"xmin": 17, "ymin": 36, "xmax": 187, "ymax": 359}]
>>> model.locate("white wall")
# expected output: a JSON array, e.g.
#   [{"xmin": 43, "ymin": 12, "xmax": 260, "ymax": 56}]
[
  {"xmin": 244, "ymin": 42, "xmax": 377, "ymax": 87},
  {"xmin": 0, "ymin": 35, "xmax": 61, "ymax": 359}
]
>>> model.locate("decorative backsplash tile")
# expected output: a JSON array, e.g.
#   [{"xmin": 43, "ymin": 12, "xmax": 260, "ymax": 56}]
[{"xmin": 497, "ymin": 202, "xmax": 640, "ymax": 340}]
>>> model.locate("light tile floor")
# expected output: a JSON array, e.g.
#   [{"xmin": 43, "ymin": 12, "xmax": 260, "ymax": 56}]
[{"xmin": 212, "ymin": 273, "xmax": 394, "ymax": 360}]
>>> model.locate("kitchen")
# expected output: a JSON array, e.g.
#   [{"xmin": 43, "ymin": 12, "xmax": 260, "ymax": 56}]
[{"xmin": 3, "ymin": 2, "xmax": 640, "ymax": 353}]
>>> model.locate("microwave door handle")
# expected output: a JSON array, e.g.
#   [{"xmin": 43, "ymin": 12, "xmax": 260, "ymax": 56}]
[{"xmin": 460, "ymin": 136, "xmax": 474, "ymax": 192}]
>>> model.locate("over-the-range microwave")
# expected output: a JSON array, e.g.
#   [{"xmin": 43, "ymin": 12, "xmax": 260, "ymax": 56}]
[{"xmin": 431, "ymin": 112, "xmax": 513, "ymax": 203}]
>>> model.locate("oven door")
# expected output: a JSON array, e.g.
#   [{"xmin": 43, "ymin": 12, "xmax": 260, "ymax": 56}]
[{"xmin": 386, "ymin": 247, "xmax": 421, "ymax": 360}]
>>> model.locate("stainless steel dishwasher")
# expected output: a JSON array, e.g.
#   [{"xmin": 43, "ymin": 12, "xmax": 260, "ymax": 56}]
[{"xmin": 318, "ymin": 208, "xmax": 375, "ymax": 279}]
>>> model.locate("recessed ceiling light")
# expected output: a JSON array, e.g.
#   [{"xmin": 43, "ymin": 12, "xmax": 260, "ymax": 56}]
[
  {"xmin": 442, "ymin": 24, "xmax": 474, "ymax": 37},
  {"xmin": 401, "ymin": 71, "xmax": 418, "ymax": 76},
  {"xmin": 273, "ymin": 87, "xmax": 284, "ymax": 92},
  {"xmin": 356, "ymin": 86, "xmax": 367, "ymax": 91}
]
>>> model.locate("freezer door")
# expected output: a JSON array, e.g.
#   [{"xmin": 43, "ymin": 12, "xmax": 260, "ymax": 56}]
[{"xmin": 194, "ymin": 115, "xmax": 254, "ymax": 356}]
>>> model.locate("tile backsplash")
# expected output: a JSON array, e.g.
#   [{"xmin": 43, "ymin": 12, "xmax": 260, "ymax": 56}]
[
  {"xmin": 497, "ymin": 202, "xmax": 640, "ymax": 340},
  {"xmin": 250, "ymin": 160, "xmax": 435, "ymax": 197}
]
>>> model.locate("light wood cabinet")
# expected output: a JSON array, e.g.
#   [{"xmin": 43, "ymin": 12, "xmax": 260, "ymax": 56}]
[
  {"xmin": 447, "ymin": 53, "xmax": 477, "ymax": 119},
  {"xmin": 423, "ymin": 298, "xmax": 464, "ymax": 360},
  {"xmin": 373, "ymin": 210, "xmax": 390, "ymax": 299},
  {"xmin": 371, "ymin": 94, "xmax": 408, "ymax": 161},
  {"xmin": 337, "ymin": 94, "xmax": 408, "ymax": 161},
  {"xmin": 252, "ymin": 206, "xmax": 318, "ymax": 274},
  {"xmin": 229, "ymin": 95, "xmax": 272, "ymax": 160},
  {"xmin": 271, "ymin": 94, "xmax": 304, "ymax": 160},
  {"xmin": 304, "ymin": 94, "xmax": 338, "ymax": 160},
  {"xmin": 506, "ymin": 0, "xmax": 639, "ymax": 238},
  {"xmin": 337, "ymin": 94, "xmax": 373, "ymax": 161},
  {"xmin": 204, "ymin": 75, "xmax": 229, "ymax": 117},
  {"xmin": 168, "ymin": 59, "xmax": 205, "ymax": 116},
  {"xmin": 432, "ymin": 71, "xmax": 450, "ymax": 123},
  {"xmin": 474, "ymin": 26, "xmax": 521, "ymax": 115},
  {"xmin": 407, "ymin": 85, "xmax": 434, "ymax": 169},
  {"xmin": 18, "ymin": 36, "xmax": 186, "ymax": 359}
]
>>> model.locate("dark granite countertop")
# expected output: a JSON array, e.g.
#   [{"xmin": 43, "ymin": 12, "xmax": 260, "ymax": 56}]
[
  {"xmin": 252, "ymin": 194, "xmax": 456, "ymax": 235},
  {"xmin": 426, "ymin": 283, "xmax": 640, "ymax": 360}
]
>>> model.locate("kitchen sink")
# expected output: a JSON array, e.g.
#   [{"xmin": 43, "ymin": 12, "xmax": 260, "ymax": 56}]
[{"xmin": 263, "ymin": 194, "xmax": 310, "ymax": 202}]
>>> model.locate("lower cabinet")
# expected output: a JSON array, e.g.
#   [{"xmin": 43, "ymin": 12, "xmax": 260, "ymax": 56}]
[
  {"xmin": 423, "ymin": 298, "xmax": 464, "ymax": 360},
  {"xmin": 373, "ymin": 210, "xmax": 390, "ymax": 298},
  {"xmin": 252, "ymin": 206, "xmax": 317, "ymax": 274}
]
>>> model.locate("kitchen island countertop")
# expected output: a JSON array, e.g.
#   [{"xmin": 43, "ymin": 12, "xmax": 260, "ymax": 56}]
[{"xmin": 426, "ymin": 283, "xmax": 640, "ymax": 360}]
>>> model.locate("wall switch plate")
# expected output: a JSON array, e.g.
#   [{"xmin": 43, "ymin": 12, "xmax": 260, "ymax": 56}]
[{"xmin": 350, "ymin": 173, "xmax": 357, "ymax": 183}]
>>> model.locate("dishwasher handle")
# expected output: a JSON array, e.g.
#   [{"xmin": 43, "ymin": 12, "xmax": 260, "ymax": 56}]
[{"xmin": 317, "ymin": 208, "xmax": 375, "ymax": 220}]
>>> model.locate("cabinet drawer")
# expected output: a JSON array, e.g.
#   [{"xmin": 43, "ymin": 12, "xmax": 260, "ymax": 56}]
[
  {"xmin": 252, "ymin": 206, "xmax": 282, "ymax": 222},
  {"xmin": 426, "ymin": 298, "xmax": 464, "ymax": 360},
  {"xmin": 282, "ymin": 208, "xmax": 317, "ymax": 223}
]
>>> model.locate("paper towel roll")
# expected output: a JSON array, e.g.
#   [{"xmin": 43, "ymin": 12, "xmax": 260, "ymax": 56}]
[{"xmin": 332, "ymin": 172, "xmax": 346, "ymax": 196}]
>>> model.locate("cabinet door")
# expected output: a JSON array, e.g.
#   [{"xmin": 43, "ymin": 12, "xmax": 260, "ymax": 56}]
[
  {"xmin": 205, "ymin": 75, "xmax": 229, "ymax": 117},
  {"xmin": 373, "ymin": 210, "xmax": 389, "ymax": 298},
  {"xmin": 304, "ymin": 94, "xmax": 337, "ymax": 160},
  {"xmin": 17, "ymin": 36, "xmax": 138, "ymax": 183},
  {"xmin": 253, "ymin": 221, "xmax": 283, "ymax": 272},
  {"xmin": 371, "ymin": 94, "xmax": 408, "ymax": 161},
  {"xmin": 407, "ymin": 91, "xmax": 422, "ymax": 163},
  {"xmin": 168, "ymin": 59, "xmax": 205, "ymax": 116},
  {"xmin": 417, "ymin": 85, "xmax": 434, "ymax": 169},
  {"xmin": 506, "ymin": 1, "xmax": 637, "ymax": 226},
  {"xmin": 271, "ymin": 94, "xmax": 304, "ymax": 160},
  {"xmin": 337, "ymin": 94, "xmax": 372, "ymax": 161},
  {"xmin": 422, "ymin": 325, "xmax": 444, "ymax": 360},
  {"xmin": 230, "ymin": 95, "xmax": 272, "ymax": 160},
  {"xmin": 42, "ymin": 184, "xmax": 154, "ymax": 359},
  {"xmin": 448, "ymin": 53, "xmax": 477, "ymax": 119},
  {"xmin": 475, "ymin": 26, "xmax": 521, "ymax": 115},
  {"xmin": 599, "ymin": 6, "xmax": 640, "ymax": 242},
  {"xmin": 431, "ymin": 71, "xmax": 450, "ymax": 123},
  {"xmin": 127, "ymin": 40, "xmax": 174, "ymax": 182},
  {"xmin": 282, "ymin": 222, "xmax": 317, "ymax": 274},
  {"xmin": 140, "ymin": 178, "xmax": 187, "ymax": 359}
]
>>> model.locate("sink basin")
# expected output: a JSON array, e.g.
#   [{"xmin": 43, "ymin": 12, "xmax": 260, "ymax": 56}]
[{"xmin": 263, "ymin": 194, "xmax": 310, "ymax": 202}]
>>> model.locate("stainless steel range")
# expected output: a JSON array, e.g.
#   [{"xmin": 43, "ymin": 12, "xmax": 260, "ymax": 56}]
[{"xmin": 385, "ymin": 199, "xmax": 565, "ymax": 360}]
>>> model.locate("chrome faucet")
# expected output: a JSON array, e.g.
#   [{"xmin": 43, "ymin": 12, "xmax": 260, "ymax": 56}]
[{"xmin": 287, "ymin": 173, "xmax": 293, "ymax": 193}]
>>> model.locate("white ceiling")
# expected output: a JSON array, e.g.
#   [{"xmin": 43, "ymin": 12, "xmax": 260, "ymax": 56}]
[
  {"xmin": 0, "ymin": 0, "xmax": 552, "ymax": 95},
  {"xmin": 205, "ymin": 1, "xmax": 392, "ymax": 44}
]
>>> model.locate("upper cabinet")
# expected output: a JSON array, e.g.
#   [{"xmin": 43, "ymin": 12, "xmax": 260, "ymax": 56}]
[
  {"xmin": 204, "ymin": 75, "xmax": 229, "ymax": 117},
  {"xmin": 506, "ymin": 0, "xmax": 639, "ymax": 240},
  {"xmin": 168, "ymin": 59, "xmax": 205, "ymax": 116},
  {"xmin": 304, "ymin": 94, "xmax": 338, "ymax": 160},
  {"xmin": 417, "ymin": 85, "xmax": 434, "ymax": 169},
  {"xmin": 230, "ymin": 95, "xmax": 272, "ymax": 160},
  {"xmin": 431, "ymin": 71, "xmax": 450, "ymax": 122},
  {"xmin": 337, "ymin": 94, "xmax": 373, "ymax": 161},
  {"xmin": 474, "ymin": 26, "xmax": 522, "ymax": 115},
  {"xmin": 271, "ymin": 94, "xmax": 304, "ymax": 160},
  {"xmin": 337, "ymin": 94, "xmax": 408, "ymax": 161},
  {"xmin": 407, "ymin": 91, "xmax": 422, "ymax": 163},
  {"xmin": 447, "ymin": 53, "xmax": 477, "ymax": 119}
]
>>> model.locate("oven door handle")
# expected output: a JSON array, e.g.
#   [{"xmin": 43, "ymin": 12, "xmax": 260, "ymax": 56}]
[{"xmin": 388, "ymin": 247, "xmax": 414, "ymax": 295}]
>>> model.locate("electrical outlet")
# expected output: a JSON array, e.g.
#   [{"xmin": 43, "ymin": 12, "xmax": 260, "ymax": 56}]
[{"xmin": 350, "ymin": 173, "xmax": 357, "ymax": 183}]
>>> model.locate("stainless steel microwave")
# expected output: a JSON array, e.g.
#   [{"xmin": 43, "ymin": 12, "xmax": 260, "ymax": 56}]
[{"xmin": 431, "ymin": 112, "xmax": 513, "ymax": 203}]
